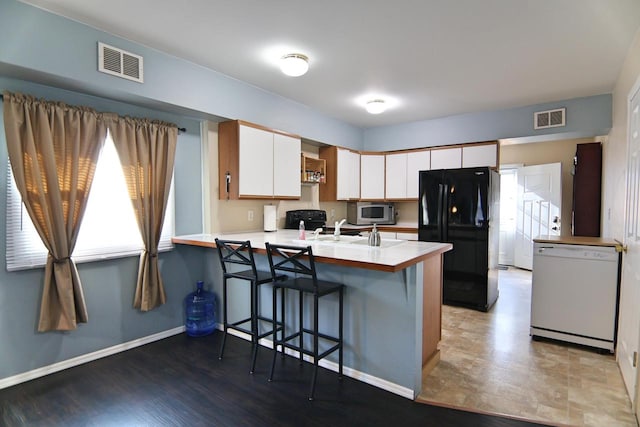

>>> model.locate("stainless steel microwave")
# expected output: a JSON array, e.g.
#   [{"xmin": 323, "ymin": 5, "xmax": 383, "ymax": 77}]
[{"xmin": 347, "ymin": 202, "xmax": 396, "ymax": 225}]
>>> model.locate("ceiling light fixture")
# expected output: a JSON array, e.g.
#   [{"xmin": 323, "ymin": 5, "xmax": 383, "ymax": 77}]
[
  {"xmin": 280, "ymin": 53, "xmax": 309, "ymax": 77},
  {"xmin": 366, "ymin": 99, "xmax": 387, "ymax": 114}
]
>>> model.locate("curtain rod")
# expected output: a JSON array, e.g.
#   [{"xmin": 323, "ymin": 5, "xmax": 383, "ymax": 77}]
[{"xmin": 0, "ymin": 94, "xmax": 186, "ymax": 134}]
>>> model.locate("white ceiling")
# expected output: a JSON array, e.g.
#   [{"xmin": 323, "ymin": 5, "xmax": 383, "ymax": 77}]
[{"xmin": 20, "ymin": 0, "xmax": 640, "ymax": 129}]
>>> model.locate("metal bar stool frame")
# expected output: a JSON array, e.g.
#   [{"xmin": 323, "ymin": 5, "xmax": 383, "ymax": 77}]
[
  {"xmin": 215, "ymin": 238, "xmax": 285, "ymax": 374},
  {"xmin": 265, "ymin": 242, "xmax": 344, "ymax": 400}
]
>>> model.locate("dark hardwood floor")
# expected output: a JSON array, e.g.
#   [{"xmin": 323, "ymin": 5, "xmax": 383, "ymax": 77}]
[{"xmin": 0, "ymin": 332, "xmax": 549, "ymax": 426}]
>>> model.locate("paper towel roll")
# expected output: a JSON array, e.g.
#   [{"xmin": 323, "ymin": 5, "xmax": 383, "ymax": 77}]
[{"xmin": 264, "ymin": 205, "xmax": 277, "ymax": 231}]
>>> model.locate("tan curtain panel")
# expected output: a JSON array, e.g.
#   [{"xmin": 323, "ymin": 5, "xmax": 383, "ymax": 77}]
[
  {"xmin": 108, "ymin": 118, "xmax": 177, "ymax": 311},
  {"xmin": 3, "ymin": 91, "xmax": 107, "ymax": 331}
]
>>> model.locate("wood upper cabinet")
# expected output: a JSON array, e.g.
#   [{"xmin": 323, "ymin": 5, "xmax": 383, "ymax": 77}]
[
  {"xmin": 386, "ymin": 150, "xmax": 431, "ymax": 199},
  {"xmin": 319, "ymin": 146, "xmax": 360, "ymax": 201},
  {"xmin": 360, "ymin": 154, "xmax": 385, "ymax": 200},
  {"xmin": 219, "ymin": 120, "xmax": 301, "ymax": 200}
]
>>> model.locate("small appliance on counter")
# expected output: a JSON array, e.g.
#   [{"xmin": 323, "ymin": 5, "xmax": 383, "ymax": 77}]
[
  {"xmin": 263, "ymin": 205, "xmax": 277, "ymax": 232},
  {"xmin": 285, "ymin": 209, "xmax": 327, "ymax": 232},
  {"xmin": 347, "ymin": 202, "xmax": 396, "ymax": 225}
]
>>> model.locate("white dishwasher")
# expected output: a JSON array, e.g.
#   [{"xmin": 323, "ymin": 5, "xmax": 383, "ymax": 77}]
[{"xmin": 530, "ymin": 241, "xmax": 620, "ymax": 352}]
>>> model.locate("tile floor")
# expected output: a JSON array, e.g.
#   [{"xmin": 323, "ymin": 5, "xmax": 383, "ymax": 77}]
[{"xmin": 418, "ymin": 267, "xmax": 637, "ymax": 427}]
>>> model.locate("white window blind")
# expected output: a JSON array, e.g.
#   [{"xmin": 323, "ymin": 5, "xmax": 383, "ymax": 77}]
[{"xmin": 6, "ymin": 132, "xmax": 174, "ymax": 271}]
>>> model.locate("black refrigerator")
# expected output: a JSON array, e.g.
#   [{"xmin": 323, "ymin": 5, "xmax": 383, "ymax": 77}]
[{"xmin": 418, "ymin": 167, "xmax": 500, "ymax": 312}]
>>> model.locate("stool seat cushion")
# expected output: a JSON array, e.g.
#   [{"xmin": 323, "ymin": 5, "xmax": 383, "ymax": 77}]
[{"xmin": 225, "ymin": 269, "xmax": 285, "ymax": 284}]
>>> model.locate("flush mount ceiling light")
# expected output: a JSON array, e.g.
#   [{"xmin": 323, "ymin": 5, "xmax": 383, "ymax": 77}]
[
  {"xmin": 280, "ymin": 53, "xmax": 309, "ymax": 77},
  {"xmin": 365, "ymin": 99, "xmax": 387, "ymax": 114}
]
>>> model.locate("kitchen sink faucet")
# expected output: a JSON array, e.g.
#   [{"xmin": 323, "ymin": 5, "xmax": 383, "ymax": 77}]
[{"xmin": 334, "ymin": 219, "xmax": 346, "ymax": 240}]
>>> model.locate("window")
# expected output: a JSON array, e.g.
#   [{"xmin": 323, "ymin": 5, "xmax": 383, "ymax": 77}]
[{"xmin": 6, "ymin": 132, "xmax": 174, "ymax": 271}]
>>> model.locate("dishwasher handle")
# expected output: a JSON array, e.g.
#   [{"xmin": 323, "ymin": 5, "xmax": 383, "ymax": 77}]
[{"xmin": 536, "ymin": 246, "xmax": 554, "ymax": 253}]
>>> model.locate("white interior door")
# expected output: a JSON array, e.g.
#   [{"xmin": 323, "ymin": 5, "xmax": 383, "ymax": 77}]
[
  {"xmin": 618, "ymin": 80, "xmax": 640, "ymax": 415},
  {"xmin": 498, "ymin": 169, "xmax": 517, "ymax": 266},
  {"xmin": 514, "ymin": 163, "xmax": 562, "ymax": 270}
]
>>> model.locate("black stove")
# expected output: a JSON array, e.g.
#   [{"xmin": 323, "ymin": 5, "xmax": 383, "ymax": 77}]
[{"xmin": 285, "ymin": 209, "xmax": 327, "ymax": 231}]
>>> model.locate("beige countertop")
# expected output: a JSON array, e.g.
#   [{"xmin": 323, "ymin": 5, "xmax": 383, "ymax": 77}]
[
  {"xmin": 533, "ymin": 235, "xmax": 622, "ymax": 248},
  {"xmin": 172, "ymin": 229, "xmax": 451, "ymax": 272}
]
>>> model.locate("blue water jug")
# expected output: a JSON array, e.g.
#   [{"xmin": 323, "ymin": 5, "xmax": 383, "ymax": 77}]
[{"xmin": 184, "ymin": 281, "xmax": 217, "ymax": 337}]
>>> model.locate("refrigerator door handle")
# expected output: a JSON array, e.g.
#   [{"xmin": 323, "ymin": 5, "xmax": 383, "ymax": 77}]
[
  {"xmin": 436, "ymin": 184, "xmax": 443, "ymax": 241},
  {"xmin": 440, "ymin": 184, "xmax": 448, "ymax": 242}
]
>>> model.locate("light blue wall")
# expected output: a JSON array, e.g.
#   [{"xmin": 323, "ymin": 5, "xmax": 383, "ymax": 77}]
[
  {"xmin": 0, "ymin": 0, "xmax": 363, "ymax": 150},
  {"xmin": 364, "ymin": 94, "xmax": 612, "ymax": 151},
  {"xmin": 0, "ymin": 77, "xmax": 206, "ymax": 380}
]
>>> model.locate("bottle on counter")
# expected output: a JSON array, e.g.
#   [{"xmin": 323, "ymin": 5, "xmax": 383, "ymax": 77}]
[
  {"xmin": 184, "ymin": 280, "xmax": 217, "ymax": 337},
  {"xmin": 299, "ymin": 219, "xmax": 306, "ymax": 240},
  {"xmin": 368, "ymin": 223, "xmax": 381, "ymax": 246}
]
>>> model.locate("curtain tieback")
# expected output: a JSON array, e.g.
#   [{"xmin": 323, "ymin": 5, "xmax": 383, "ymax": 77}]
[{"xmin": 53, "ymin": 256, "xmax": 71, "ymax": 264}]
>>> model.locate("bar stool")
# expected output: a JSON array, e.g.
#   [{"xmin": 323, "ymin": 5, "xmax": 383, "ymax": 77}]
[
  {"xmin": 265, "ymin": 242, "xmax": 344, "ymax": 400},
  {"xmin": 215, "ymin": 238, "xmax": 285, "ymax": 374}
]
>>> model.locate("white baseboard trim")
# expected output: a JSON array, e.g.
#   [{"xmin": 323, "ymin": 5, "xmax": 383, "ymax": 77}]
[
  {"xmin": 226, "ymin": 328, "xmax": 414, "ymax": 400},
  {"xmin": 0, "ymin": 326, "xmax": 185, "ymax": 390},
  {"xmin": 2, "ymin": 325, "xmax": 414, "ymax": 400}
]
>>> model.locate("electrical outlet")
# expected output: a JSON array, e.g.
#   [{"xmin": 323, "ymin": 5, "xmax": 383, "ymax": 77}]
[
  {"xmin": 248, "ymin": 210, "xmax": 254, "ymax": 221},
  {"xmin": 330, "ymin": 209, "xmax": 335, "ymax": 219}
]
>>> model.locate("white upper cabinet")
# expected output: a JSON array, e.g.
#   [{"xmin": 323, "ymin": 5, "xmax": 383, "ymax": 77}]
[
  {"xmin": 406, "ymin": 150, "xmax": 431, "ymax": 198},
  {"xmin": 273, "ymin": 133, "xmax": 301, "ymax": 198},
  {"xmin": 239, "ymin": 125, "xmax": 274, "ymax": 197},
  {"xmin": 385, "ymin": 153, "xmax": 407, "ymax": 199},
  {"xmin": 336, "ymin": 148, "xmax": 360, "ymax": 200},
  {"xmin": 360, "ymin": 154, "xmax": 385, "ymax": 200},
  {"xmin": 462, "ymin": 143, "xmax": 498, "ymax": 168},
  {"xmin": 386, "ymin": 150, "xmax": 430, "ymax": 199},
  {"xmin": 430, "ymin": 147, "xmax": 462, "ymax": 170},
  {"xmin": 219, "ymin": 120, "xmax": 301, "ymax": 200},
  {"xmin": 319, "ymin": 142, "xmax": 497, "ymax": 202}
]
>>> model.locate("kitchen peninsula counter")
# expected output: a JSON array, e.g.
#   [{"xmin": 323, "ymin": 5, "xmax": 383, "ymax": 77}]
[
  {"xmin": 172, "ymin": 230, "xmax": 452, "ymax": 399},
  {"xmin": 172, "ymin": 230, "xmax": 448, "ymax": 272}
]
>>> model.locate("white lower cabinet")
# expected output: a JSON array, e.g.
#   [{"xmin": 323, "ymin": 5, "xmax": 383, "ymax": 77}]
[
  {"xmin": 396, "ymin": 232, "xmax": 419, "ymax": 241},
  {"xmin": 363, "ymin": 230, "xmax": 419, "ymax": 241}
]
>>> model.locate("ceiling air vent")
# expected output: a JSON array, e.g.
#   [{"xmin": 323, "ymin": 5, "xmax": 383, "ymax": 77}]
[
  {"xmin": 534, "ymin": 108, "xmax": 565, "ymax": 130},
  {"xmin": 98, "ymin": 42, "xmax": 144, "ymax": 83}
]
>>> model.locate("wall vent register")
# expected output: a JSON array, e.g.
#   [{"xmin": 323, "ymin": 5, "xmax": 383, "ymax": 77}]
[
  {"xmin": 98, "ymin": 42, "xmax": 144, "ymax": 83},
  {"xmin": 534, "ymin": 108, "xmax": 566, "ymax": 129}
]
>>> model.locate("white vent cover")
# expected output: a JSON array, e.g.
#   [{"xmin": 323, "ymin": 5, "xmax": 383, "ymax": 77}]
[
  {"xmin": 98, "ymin": 42, "xmax": 143, "ymax": 83},
  {"xmin": 534, "ymin": 108, "xmax": 565, "ymax": 129}
]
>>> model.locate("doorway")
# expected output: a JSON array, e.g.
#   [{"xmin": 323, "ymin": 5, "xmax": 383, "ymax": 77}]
[
  {"xmin": 498, "ymin": 167, "xmax": 517, "ymax": 266},
  {"xmin": 498, "ymin": 163, "xmax": 562, "ymax": 270}
]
